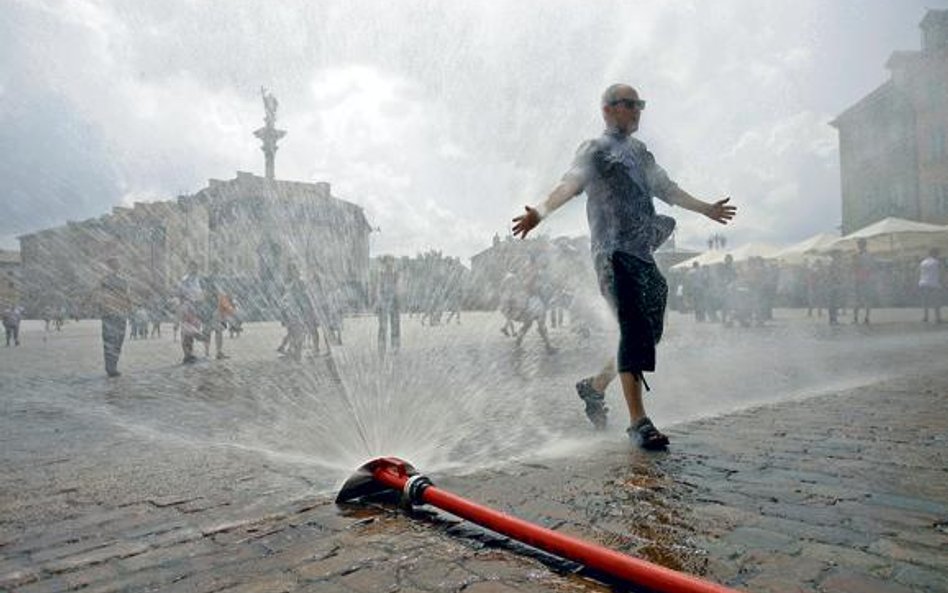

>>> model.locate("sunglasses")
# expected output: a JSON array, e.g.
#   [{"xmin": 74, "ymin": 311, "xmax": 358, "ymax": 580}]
[{"xmin": 610, "ymin": 98, "xmax": 646, "ymax": 110}]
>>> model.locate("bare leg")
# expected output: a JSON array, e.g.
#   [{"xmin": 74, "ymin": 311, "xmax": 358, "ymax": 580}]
[
  {"xmin": 618, "ymin": 372, "xmax": 646, "ymax": 423},
  {"xmin": 590, "ymin": 359, "xmax": 617, "ymax": 393}
]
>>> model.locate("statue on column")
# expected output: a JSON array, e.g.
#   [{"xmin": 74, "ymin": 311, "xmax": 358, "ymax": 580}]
[{"xmin": 261, "ymin": 86, "xmax": 279, "ymax": 127}]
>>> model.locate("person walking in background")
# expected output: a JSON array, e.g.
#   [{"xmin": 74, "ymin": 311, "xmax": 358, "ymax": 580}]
[
  {"xmin": 826, "ymin": 251, "xmax": 844, "ymax": 326},
  {"xmin": 281, "ymin": 262, "xmax": 312, "ymax": 362},
  {"xmin": 512, "ymin": 83, "xmax": 736, "ymax": 449},
  {"xmin": 513, "ymin": 256, "xmax": 556, "ymax": 353},
  {"xmin": 852, "ymin": 238, "xmax": 875, "ymax": 324},
  {"xmin": 919, "ymin": 247, "xmax": 943, "ymax": 324},
  {"xmin": 177, "ymin": 260, "xmax": 205, "ymax": 364},
  {"xmin": 375, "ymin": 255, "xmax": 400, "ymax": 355},
  {"xmin": 97, "ymin": 257, "xmax": 131, "ymax": 377},
  {"xmin": 200, "ymin": 261, "xmax": 228, "ymax": 360},
  {"xmin": 2, "ymin": 303, "xmax": 22, "ymax": 347}
]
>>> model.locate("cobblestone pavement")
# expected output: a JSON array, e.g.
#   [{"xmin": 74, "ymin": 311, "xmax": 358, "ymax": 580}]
[{"xmin": 1, "ymin": 310, "xmax": 946, "ymax": 592}]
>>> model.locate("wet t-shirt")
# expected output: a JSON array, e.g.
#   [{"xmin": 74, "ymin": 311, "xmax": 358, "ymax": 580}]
[
  {"xmin": 564, "ymin": 130, "xmax": 678, "ymax": 263},
  {"xmin": 99, "ymin": 272, "xmax": 130, "ymax": 317}
]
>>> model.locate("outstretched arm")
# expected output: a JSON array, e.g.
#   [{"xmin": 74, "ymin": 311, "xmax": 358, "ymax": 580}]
[
  {"xmin": 668, "ymin": 187, "xmax": 736, "ymax": 224},
  {"xmin": 512, "ymin": 177, "xmax": 584, "ymax": 239}
]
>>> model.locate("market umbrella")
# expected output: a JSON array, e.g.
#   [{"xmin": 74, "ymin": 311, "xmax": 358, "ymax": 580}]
[
  {"xmin": 770, "ymin": 232, "xmax": 837, "ymax": 265},
  {"xmin": 815, "ymin": 217, "xmax": 948, "ymax": 256},
  {"xmin": 672, "ymin": 242, "xmax": 782, "ymax": 270}
]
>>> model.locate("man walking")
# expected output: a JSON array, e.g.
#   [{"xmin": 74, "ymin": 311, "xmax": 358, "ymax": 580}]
[
  {"xmin": 2, "ymin": 303, "xmax": 22, "ymax": 347},
  {"xmin": 375, "ymin": 255, "xmax": 400, "ymax": 355},
  {"xmin": 98, "ymin": 256, "xmax": 131, "ymax": 377},
  {"xmin": 919, "ymin": 247, "xmax": 943, "ymax": 323},
  {"xmin": 513, "ymin": 83, "xmax": 736, "ymax": 449},
  {"xmin": 851, "ymin": 238, "xmax": 874, "ymax": 324}
]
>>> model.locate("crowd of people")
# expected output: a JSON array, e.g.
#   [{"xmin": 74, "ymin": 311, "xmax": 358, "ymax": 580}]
[{"xmin": 668, "ymin": 239, "xmax": 945, "ymax": 327}]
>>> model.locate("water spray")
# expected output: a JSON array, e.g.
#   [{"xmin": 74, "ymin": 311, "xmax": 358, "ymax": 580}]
[{"xmin": 337, "ymin": 457, "xmax": 741, "ymax": 593}]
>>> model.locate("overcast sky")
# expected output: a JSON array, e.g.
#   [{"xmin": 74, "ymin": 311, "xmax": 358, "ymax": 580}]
[{"xmin": 2, "ymin": 0, "xmax": 945, "ymax": 260}]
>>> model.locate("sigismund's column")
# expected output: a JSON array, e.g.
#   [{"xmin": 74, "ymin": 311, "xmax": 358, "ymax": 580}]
[{"xmin": 254, "ymin": 87, "xmax": 286, "ymax": 180}]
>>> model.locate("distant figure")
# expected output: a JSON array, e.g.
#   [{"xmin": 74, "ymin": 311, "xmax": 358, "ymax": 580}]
[
  {"xmin": 512, "ymin": 83, "xmax": 736, "ymax": 449},
  {"xmin": 513, "ymin": 257, "xmax": 556, "ymax": 353},
  {"xmin": 201, "ymin": 261, "xmax": 228, "ymax": 360},
  {"xmin": 688, "ymin": 261, "xmax": 708, "ymax": 322},
  {"xmin": 805, "ymin": 260, "xmax": 823, "ymax": 318},
  {"xmin": 719, "ymin": 254, "xmax": 738, "ymax": 326},
  {"xmin": 826, "ymin": 251, "xmax": 844, "ymax": 326},
  {"xmin": 851, "ymin": 238, "xmax": 874, "ymax": 324},
  {"xmin": 177, "ymin": 260, "xmax": 206, "ymax": 364},
  {"xmin": 444, "ymin": 265, "xmax": 463, "ymax": 325},
  {"xmin": 498, "ymin": 271, "xmax": 519, "ymax": 337},
  {"xmin": 2, "ymin": 303, "xmax": 22, "ymax": 347},
  {"xmin": 919, "ymin": 248, "xmax": 943, "ymax": 324},
  {"xmin": 281, "ymin": 262, "xmax": 313, "ymax": 362},
  {"xmin": 375, "ymin": 255, "xmax": 400, "ymax": 355},
  {"xmin": 97, "ymin": 257, "xmax": 131, "ymax": 377}
]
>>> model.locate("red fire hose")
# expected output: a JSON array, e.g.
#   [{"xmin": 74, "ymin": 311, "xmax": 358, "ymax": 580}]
[{"xmin": 337, "ymin": 457, "xmax": 743, "ymax": 593}]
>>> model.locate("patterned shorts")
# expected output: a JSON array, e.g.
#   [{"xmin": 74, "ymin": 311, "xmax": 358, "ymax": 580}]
[{"xmin": 595, "ymin": 251, "xmax": 668, "ymax": 373}]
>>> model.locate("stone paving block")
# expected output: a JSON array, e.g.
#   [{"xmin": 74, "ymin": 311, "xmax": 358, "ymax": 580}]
[
  {"xmin": 337, "ymin": 564, "xmax": 403, "ymax": 593},
  {"xmin": 59, "ymin": 561, "xmax": 119, "ymax": 590},
  {"xmin": 115, "ymin": 538, "xmax": 219, "ymax": 573},
  {"xmin": 26, "ymin": 535, "xmax": 112, "ymax": 565},
  {"xmin": 819, "ymin": 569, "xmax": 915, "ymax": 593},
  {"xmin": 78, "ymin": 561, "xmax": 198, "ymax": 593},
  {"xmin": 400, "ymin": 559, "xmax": 478, "ymax": 592},
  {"xmin": 890, "ymin": 561, "xmax": 948, "ymax": 592},
  {"xmin": 722, "ymin": 526, "xmax": 801, "ymax": 554},
  {"xmin": 867, "ymin": 538, "xmax": 948, "ymax": 570},
  {"xmin": 797, "ymin": 541, "xmax": 891, "ymax": 572},
  {"xmin": 750, "ymin": 513, "xmax": 873, "ymax": 548},
  {"xmin": 214, "ymin": 570, "xmax": 298, "ymax": 593},
  {"xmin": 0, "ymin": 564, "xmax": 39, "ymax": 589},
  {"xmin": 42, "ymin": 540, "xmax": 150, "ymax": 574},
  {"xmin": 13, "ymin": 575, "xmax": 71, "ymax": 593},
  {"xmin": 864, "ymin": 492, "xmax": 948, "ymax": 516},
  {"xmin": 294, "ymin": 546, "xmax": 389, "ymax": 581}
]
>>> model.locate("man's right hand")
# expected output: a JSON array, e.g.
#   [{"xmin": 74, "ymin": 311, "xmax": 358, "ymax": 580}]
[{"xmin": 512, "ymin": 206, "xmax": 541, "ymax": 239}]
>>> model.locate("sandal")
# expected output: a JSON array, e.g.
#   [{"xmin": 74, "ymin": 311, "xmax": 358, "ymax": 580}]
[
  {"xmin": 628, "ymin": 417, "xmax": 669, "ymax": 450},
  {"xmin": 576, "ymin": 378, "xmax": 609, "ymax": 430}
]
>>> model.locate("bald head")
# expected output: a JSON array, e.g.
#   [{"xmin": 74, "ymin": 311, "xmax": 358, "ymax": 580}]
[
  {"xmin": 601, "ymin": 83, "xmax": 636, "ymax": 107},
  {"xmin": 600, "ymin": 84, "xmax": 643, "ymax": 135}
]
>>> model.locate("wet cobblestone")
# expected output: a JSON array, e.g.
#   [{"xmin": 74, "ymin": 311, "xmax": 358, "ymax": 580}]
[{"xmin": 2, "ymin": 311, "xmax": 947, "ymax": 591}]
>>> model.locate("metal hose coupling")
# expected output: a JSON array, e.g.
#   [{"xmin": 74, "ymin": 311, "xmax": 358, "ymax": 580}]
[{"xmin": 401, "ymin": 474, "xmax": 433, "ymax": 508}]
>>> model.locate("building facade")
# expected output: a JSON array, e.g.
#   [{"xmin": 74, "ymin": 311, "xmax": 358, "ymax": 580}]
[
  {"xmin": 17, "ymin": 173, "xmax": 372, "ymax": 318},
  {"xmin": 0, "ymin": 250, "xmax": 20, "ymax": 307},
  {"xmin": 832, "ymin": 9, "xmax": 948, "ymax": 233},
  {"xmin": 18, "ymin": 196, "xmax": 210, "ymax": 317},
  {"xmin": 202, "ymin": 172, "xmax": 372, "ymax": 315}
]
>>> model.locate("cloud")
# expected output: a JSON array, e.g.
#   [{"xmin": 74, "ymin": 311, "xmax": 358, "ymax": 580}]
[{"xmin": 0, "ymin": 0, "xmax": 936, "ymax": 259}]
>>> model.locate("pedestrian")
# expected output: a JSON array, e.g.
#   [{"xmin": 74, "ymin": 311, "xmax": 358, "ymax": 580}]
[
  {"xmin": 512, "ymin": 83, "xmax": 736, "ymax": 449},
  {"xmin": 280, "ymin": 262, "xmax": 311, "ymax": 362},
  {"xmin": 919, "ymin": 247, "xmax": 943, "ymax": 323},
  {"xmin": 177, "ymin": 260, "xmax": 205, "ymax": 364},
  {"xmin": 200, "ymin": 261, "xmax": 228, "ymax": 360},
  {"xmin": 2, "ymin": 303, "xmax": 22, "ymax": 347},
  {"xmin": 498, "ymin": 271, "xmax": 519, "ymax": 337},
  {"xmin": 375, "ymin": 255, "xmax": 400, "ymax": 355},
  {"xmin": 513, "ymin": 256, "xmax": 556, "ymax": 353},
  {"xmin": 826, "ymin": 251, "xmax": 843, "ymax": 326},
  {"xmin": 852, "ymin": 238, "xmax": 874, "ymax": 324},
  {"xmin": 97, "ymin": 257, "xmax": 131, "ymax": 377}
]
